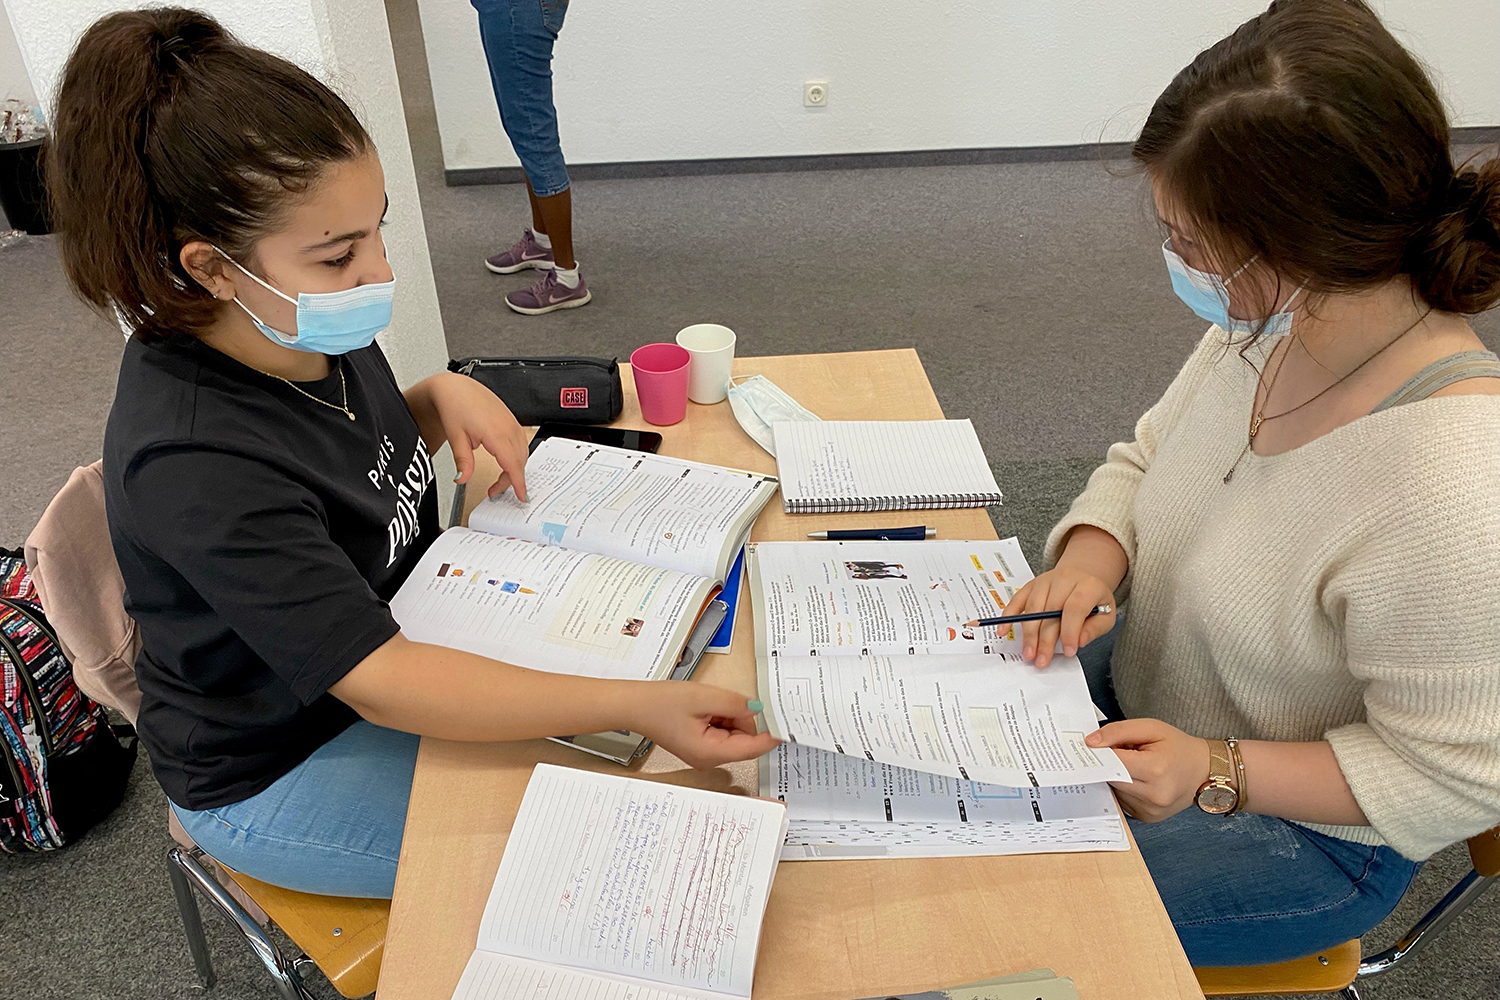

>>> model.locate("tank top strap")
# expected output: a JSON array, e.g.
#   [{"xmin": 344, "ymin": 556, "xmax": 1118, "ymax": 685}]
[{"xmin": 1370, "ymin": 350, "xmax": 1500, "ymax": 414}]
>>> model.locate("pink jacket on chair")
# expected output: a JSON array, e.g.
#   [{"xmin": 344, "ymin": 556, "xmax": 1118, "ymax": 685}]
[{"xmin": 23, "ymin": 461, "xmax": 142, "ymax": 725}]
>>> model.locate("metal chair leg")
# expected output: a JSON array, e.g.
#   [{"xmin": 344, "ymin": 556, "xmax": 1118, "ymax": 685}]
[
  {"xmin": 167, "ymin": 847, "xmax": 216, "ymax": 989},
  {"xmin": 166, "ymin": 846, "xmax": 319, "ymax": 1000},
  {"xmin": 1339, "ymin": 984, "xmax": 1363, "ymax": 999},
  {"xmin": 1357, "ymin": 871, "xmax": 1496, "ymax": 978}
]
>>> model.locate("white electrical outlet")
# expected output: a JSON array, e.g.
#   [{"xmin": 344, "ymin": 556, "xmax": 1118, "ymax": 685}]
[{"xmin": 804, "ymin": 81, "xmax": 829, "ymax": 107}]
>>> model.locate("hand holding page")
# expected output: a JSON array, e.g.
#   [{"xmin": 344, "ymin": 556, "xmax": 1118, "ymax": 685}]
[
  {"xmin": 759, "ymin": 651, "xmax": 1127, "ymax": 787},
  {"xmin": 746, "ymin": 539, "xmax": 1128, "ymax": 787}
]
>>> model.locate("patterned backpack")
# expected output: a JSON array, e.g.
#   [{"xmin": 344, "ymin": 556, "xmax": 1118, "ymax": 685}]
[{"xmin": 0, "ymin": 547, "xmax": 136, "ymax": 851}]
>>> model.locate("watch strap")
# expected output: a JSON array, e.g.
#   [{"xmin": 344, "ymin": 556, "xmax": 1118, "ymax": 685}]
[
  {"xmin": 1206, "ymin": 739, "xmax": 1233, "ymax": 783},
  {"xmin": 1225, "ymin": 737, "xmax": 1247, "ymax": 814}
]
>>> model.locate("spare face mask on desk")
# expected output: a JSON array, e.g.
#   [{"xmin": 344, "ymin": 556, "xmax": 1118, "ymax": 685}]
[{"xmin": 726, "ymin": 374, "xmax": 821, "ymax": 456}]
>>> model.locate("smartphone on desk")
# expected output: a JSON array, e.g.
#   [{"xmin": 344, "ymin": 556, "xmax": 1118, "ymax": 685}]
[{"xmin": 529, "ymin": 422, "xmax": 663, "ymax": 455}]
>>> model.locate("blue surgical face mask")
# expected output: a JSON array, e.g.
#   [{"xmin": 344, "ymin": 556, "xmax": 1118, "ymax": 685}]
[
  {"xmin": 1161, "ymin": 238, "xmax": 1300, "ymax": 338},
  {"xmin": 213, "ymin": 245, "xmax": 395, "ymax": 354}
]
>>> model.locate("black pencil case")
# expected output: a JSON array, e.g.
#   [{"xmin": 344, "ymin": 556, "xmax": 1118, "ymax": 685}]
[{"xmin": 448, "ymin": 356, "xmax": 624, "ymax": 426}]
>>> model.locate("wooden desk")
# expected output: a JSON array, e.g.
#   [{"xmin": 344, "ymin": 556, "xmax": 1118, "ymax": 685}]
[{"xmin": 378, "ymin": 350, "xmax": 1204, "ymax": 1000}]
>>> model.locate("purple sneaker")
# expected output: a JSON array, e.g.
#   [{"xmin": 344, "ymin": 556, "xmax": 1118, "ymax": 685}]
[
  {"xmin": 505, "ymin": 269, "xmax": 592, "ymax": 315},
  {"xmin": 484, "ymin": 229, "xmax": 554, "ymax": 274}
]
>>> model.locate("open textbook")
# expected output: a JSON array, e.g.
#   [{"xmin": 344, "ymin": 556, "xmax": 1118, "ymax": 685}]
[
  {"xmin": 392, "ymin": 436, "xmax": 778, "ymax": 682},
  {"xmin": 762, "ymin": 742, "xmax": 1126, "ymax": 860},
  {"xmin": 390, "ymin": 438, "xmax": 777, "ymax": 761},
  {"xmin": 746, "ymin": 538, "xmax": 1128, "ymax": 787},
  {"xmin": 451, "ymin": 764, "xmax": 790, "ymax": 1000}
]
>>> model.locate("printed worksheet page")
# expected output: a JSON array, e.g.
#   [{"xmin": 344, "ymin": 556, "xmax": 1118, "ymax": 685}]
[
  {"xmin": 471, "ymin": 437, "xmax": 778, "ymax": 581},
  {"xmin": 474, "ymin": 764, "xmax": 789, "ymax": 999},
  {"xmin": 748, "ymin": 538, "xmax": 1035, "ymax": 656},
  {"xmin": 761, "ymin": 743, "xmax": 1125, "ymax": 860},
  {"xmin": 778, "ymin": 817, "xmax": 1125, "ymax": 859},
  {"xmin": 390, "ymin": 528, "xmax": 712, "ymax": 680},
  {"xmin": 764, "ymin": 742, "xmax": 1121, "ymax": 823},
  {"xmin": 757, "ymin": 651, "xmax": 1129, "ymax": 788}
]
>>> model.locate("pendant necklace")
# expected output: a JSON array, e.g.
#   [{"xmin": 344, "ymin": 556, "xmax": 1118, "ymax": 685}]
[
  {"xmin": 1223, "ymin": 309, "xmax": 1431, "ymax": 484},
  {"xmin": 255, "ymin": 358, "xmax": 357, "ymax": 421}
]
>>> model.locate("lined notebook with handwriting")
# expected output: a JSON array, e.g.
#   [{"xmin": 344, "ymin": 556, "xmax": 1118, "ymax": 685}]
[
  {"xmin": 773, "ymin": 420, "xmax": 1004, "ymax": 513},
  {"xmin": 451, "ymin": 764, "xmax": 790, "ymax": 1000}
]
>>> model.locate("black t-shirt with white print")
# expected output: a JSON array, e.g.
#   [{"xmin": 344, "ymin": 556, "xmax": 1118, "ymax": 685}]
[{"xmin": 103, "ymin": 334, "xmax": 439, "ymax": 810}]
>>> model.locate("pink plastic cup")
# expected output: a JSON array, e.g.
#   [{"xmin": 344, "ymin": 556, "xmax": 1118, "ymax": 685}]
[{"xmin": 629, "ymin": 343, "xmax": 691, "ymax": 426}]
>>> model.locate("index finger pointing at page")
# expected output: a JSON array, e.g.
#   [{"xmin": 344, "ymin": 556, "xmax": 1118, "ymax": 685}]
[{"xmin": 484, "ymin": 433, "xmax": 527, "ymax": 502}]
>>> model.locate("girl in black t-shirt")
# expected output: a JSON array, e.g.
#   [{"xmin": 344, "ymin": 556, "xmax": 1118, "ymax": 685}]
[{"xmin": 50, "ymin": 8, "xmax": 776, "ymax": 899}]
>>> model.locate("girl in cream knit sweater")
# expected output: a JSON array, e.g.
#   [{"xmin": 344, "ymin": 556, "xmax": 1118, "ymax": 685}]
[{"xmin": 1006, "ymin": 0, "xmax": 1500, "ymax": 968}]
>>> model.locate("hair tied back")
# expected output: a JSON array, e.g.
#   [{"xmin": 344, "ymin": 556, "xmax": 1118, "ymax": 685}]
[
  {"xmin": 47, "ymin": 7, "xmax": 372, "ymax": 340},
  {"xmin": 1418, "ymin": 158, "xmax": 1500, "ymax": 314}
]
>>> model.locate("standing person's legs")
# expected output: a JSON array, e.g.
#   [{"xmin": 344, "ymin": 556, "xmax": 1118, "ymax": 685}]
[
  {"xmin": 171, "ymin": 721, "xmax": 420, "ymax": 898},
  {"xmin": 1130, "ymin": 808, "xmax": 1419, "ymax": 966},
  {"xmin": 474, "ymin": 0, "xmax": 590, "ymax": 312},
  {"xmin": 523, "ymin": 179, "xmax": 574, "ymax": 271}
]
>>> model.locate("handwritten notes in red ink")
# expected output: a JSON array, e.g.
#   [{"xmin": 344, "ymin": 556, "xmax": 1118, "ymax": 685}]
[{"xmin": 454, "ymin": 764, "xmax": 790, "ymax": 1000}]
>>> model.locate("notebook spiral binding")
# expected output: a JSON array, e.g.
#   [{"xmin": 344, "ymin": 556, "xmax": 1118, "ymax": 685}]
[{"xmin": 783, "ymin": 490, "xmax": 1003, "ymax": 513}]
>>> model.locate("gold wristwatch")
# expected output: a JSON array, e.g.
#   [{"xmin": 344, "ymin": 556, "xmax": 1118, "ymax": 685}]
[{"xmin": 1195, "ymin": 739, "xmax": 1241, "ymax": 815}]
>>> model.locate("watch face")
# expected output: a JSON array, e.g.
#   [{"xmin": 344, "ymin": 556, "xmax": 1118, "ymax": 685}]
[{"xmin": 1197, "ymin": 783, "xmax": 1238, "ymax": 815}]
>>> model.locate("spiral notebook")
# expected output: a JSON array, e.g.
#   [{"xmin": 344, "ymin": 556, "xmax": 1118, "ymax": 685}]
[{"xmin": 772, "ymin": 419, "xmax": 1004, "ymax": 513}]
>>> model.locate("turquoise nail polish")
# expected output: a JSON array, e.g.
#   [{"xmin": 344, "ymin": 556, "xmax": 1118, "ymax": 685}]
[{"xmin": 747, "ymin": 699, "xmax": 764, "ymax": 714}]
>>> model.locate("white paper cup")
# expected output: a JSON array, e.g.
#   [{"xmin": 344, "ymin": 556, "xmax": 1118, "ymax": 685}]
[{"xmin": 675, "ymin": 324, "xmax": 737, "ymax": 404}]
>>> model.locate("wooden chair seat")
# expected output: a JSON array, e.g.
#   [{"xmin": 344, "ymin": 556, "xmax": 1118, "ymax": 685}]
[
  {"xmin": 223, "ymin": 868, "xmax": 389, "ymax": 999},
  {"xmin": 1195, "ymin": 939, "xmax": 1361, "ymax": 997},
  {"xmin": 1468, "ymin": 827, "xmax": 1500, "ymax": 878}
]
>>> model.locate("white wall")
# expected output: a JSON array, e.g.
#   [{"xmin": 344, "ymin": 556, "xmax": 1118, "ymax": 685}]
[
  {"xmin": 6, "ymin": 0, "xmax": 456, "ymax": 504},
  {"xmin": 0, "ymin": 0, "xmax": 38, "ymax": 107},
  {"xmin": 417, "ymin": 0, "xmax": 1500, "ymax": 174}
]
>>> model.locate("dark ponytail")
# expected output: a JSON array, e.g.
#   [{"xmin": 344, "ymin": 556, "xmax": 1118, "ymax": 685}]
[
  {"xmin": 1412, "ymin": 159, "xmax": 1500, "ymax": 315},
  {"xmin": 47, "ymin": 7, "xmax": 371, "ymax": 340},
  {"xmin": 1133, "ymin": 0, "xmax": 1500, "ymax": 317}
]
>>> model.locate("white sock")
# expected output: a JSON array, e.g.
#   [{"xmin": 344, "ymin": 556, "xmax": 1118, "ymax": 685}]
[
  {"xmin": 530, "ymin": 228, "xmax": 552, "ymax": 249},
  {"xmin": 553, "ymin": 263, "xmax": 580, "ymax": 288}
]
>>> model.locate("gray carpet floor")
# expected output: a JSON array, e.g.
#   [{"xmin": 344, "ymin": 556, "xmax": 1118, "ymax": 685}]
[{"xmin": 2, "ymin": 0, "xmax": 1497, "ymax": 995}]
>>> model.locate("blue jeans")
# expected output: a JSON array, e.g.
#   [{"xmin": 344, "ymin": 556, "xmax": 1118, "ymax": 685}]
[
  {"xmin": 1078, "ymin": 624, "xmax": 1420, "ymax": 966},
  {"xmin": 172, "ymin": 722, "xmax": 419, "ymax": 898},
  {"xmin": 472, "ymin": 0, "xmax": 572, "ymax": 197}
]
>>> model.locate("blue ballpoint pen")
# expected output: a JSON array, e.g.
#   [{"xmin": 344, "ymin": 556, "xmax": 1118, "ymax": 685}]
[{"xmin": 806, "ymin": 526, "xmax": 936, "ymax": 541}]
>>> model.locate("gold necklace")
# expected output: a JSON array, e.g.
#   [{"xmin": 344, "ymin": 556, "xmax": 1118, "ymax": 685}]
[
  {"xmin": 257, "ymin": 359, "xmax": 356, "ymax": 421},
  {"xmin": 1223, "ymin": 309, "xmax": 1430, "ymax": 483}
]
